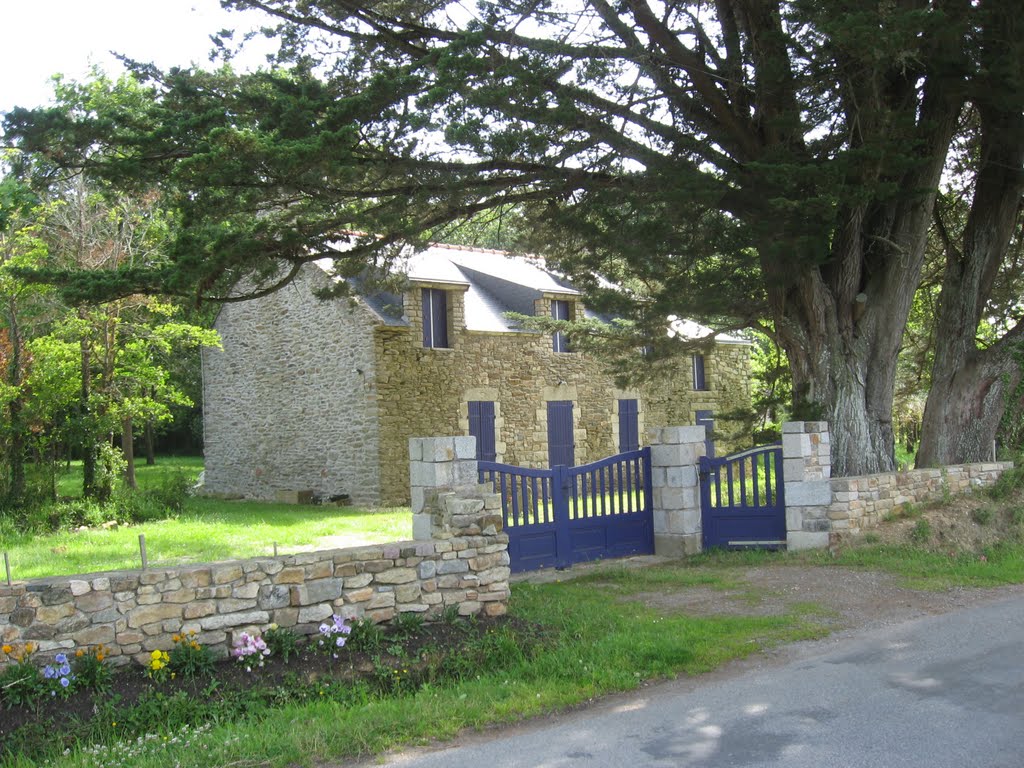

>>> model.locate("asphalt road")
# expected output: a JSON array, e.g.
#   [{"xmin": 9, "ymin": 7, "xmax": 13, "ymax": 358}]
[{"xmin": 369, "ymin": 594, "xmax": 1024, "ymax": 768}]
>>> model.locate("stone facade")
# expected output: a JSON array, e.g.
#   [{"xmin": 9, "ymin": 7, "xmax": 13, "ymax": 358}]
[
  {"xmin": 362, "ymin": 280, "xmax": 750, "ymax": 505},
  {"xmin": 202, "ymin": 257, "xmax": 752, "ymax": 506},
  {"xmin": 0, "ymin": 498, "xmax": 509, "ymax": 671},
  {"xmin": 203, "ymin": 267, "xmax": 382, "ymax": 505}
]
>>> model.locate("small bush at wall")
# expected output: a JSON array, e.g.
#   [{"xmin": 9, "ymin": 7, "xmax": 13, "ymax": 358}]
[{"xmin": 909, "ymin": 519, "xmax": 932, "ymax": 544}]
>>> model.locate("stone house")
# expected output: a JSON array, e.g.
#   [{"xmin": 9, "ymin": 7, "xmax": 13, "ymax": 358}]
[{"xmin": 201, "ymin": 244, "xmax": 752, "ymax": 506}]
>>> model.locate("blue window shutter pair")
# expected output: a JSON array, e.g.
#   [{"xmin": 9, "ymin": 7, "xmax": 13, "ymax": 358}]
[
  {"xmin": 468, "ymin": 401, "xmax": 497, "ymax": 462},
  {"xmin": 551, "ymin": 299, "xmax": 570, "ymax": 353},
  {"xmin": 618, "ymin": 399, "xmax": 639, "ymax": 452},
  {"xmin": 422, "ymin": 288, "xmax": 449, "ymax": 348}
]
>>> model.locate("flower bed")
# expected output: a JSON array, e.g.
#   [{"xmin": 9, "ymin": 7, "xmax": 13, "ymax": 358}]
[{"xmin": 0, "ymin": 613, "xmax": 541, "ymax": 764}]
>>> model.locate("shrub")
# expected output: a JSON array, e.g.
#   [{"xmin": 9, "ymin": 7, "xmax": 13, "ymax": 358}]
[
  {"xmin": 971, "ymin": 507, "xmax": 993, "ymax": 526},
  {"xmin": 346, "ymin": 618, "xmax": 383, "ymax": 653},
  {"xmin": 73, "ymin": 645, "xmax": 112, "ymax": 693},
  {"xmin": 909, "ymin": 519, "xmax": 932, "ymax": 544},
  {"xmin": 263, "ymin": 624, "xmax": 299, "ymax": 663},
  {"xmin": 0, "ymin": 643, "xmax": 43, "ymax": 709},
  {"xmin": 390, "ymin": 611, "xmax": 425, "ymax": 639},
  {"xmin": 169, "ymin": 631, "xmax": 216, "ymax": 680}
]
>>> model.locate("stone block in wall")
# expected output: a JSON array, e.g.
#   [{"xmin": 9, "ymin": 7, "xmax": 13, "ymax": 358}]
[
  {"xmin": 782, "ymin": 432, "xmax": 811, "ymax": 458},
  {"xmin": 654, "ymin": 533, "xmax": 701, "ymax": 557},
  {"xmin": 782, "ymin": 458, "xmax": 805, "ymax": 483},
  {"xmin": 651, "ymin": 443, "xmax": 698, "ymax": 468},
  {"xmin": 784, "ymin": 480, "xmax": 832, "ymax": 506},
  {"xmin": 787, "ymin": 531, "xmax": 828, "ymax": 550}
]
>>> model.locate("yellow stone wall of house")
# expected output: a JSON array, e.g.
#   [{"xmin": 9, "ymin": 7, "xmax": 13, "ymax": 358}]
[{"xmin": 374, "ymin": 289, "xmax": 752, "ymax": 505}]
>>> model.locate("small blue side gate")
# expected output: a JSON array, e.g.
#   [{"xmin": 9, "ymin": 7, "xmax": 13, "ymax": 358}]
[
  {"xmin": 479, "ymin": 448, "xmax": 654, "ymax": 573},
  {"xmin": 699, "ymin": 444, "xmax": 786, "ymax": 549}
]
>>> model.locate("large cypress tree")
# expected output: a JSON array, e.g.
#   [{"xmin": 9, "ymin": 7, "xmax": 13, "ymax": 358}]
[{"xmin": 3, "ymin": 1, "xmax": 1020, "ymax": 474}]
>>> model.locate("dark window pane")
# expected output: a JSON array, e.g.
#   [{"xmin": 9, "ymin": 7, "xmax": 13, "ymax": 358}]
[
  {"xmin": 693, "ymin": 353, "xmax": 707, "ymax": 390},
  {"xmin": 551, "ymin": 299, "xmax": 570, "ymax": 353},
  {"xmin": 422, "ymin": 288, "xmax": 449, "ymax": 348}
]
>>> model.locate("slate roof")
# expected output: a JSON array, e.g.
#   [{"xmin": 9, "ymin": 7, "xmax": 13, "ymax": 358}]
[{"xmin": 314, "ymin": 244, "xmax": 748, "ymax": 343}]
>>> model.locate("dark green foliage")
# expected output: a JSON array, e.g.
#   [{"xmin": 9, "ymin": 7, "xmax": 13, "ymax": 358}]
[
  {"xmin": 169, "ymin": 632, "xmax": 216, "ymax": 681},
  {"xmin": 910, "ymin": 519, "xmax": 932, "ymax": 545},
  {"xmin": 263, "ymin": 625, "xmax": 300, "ymax": 663},
  {"xmin": 0, "ymin": 656, "xmax": 44, "ymax": 710},
  {"xmin": 972, "ymin": 507, "xmax": 994, "ymax": 526},
  {"xmin": 345, "ymin": 618, "xmax": 384, "ymax": 653},
  {"xmin": 389, "ymin": 611, "xmax": 426, "ymax": 640}
]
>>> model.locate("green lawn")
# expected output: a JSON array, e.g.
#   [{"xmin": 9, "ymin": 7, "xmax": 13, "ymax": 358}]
[{"xmin": 2, "ymin": 458, "xmax": 410, "ymax": 580}]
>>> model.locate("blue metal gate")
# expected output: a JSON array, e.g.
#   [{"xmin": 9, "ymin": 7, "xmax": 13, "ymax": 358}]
[
  {"xmin": 699, "ymin": 444, "xmax": 786, "ymax": 549},
  {"xmin": 479, "ymin": 448, "xmax": 654, "ymax": 573}
]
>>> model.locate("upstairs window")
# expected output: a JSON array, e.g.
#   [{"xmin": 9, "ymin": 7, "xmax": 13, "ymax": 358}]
[
  {"xmin": 551, "ymin": 299, "xmax": 571, "ymax": 353},
  {"xmin": 422, "ymin": 288, "xmax": 449, "ymax": 348},
  {"xmin": 692, "ymin": 353, "xmax": 708, "ymax": 390}
]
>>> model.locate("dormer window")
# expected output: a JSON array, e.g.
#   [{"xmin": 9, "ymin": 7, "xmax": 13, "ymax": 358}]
[
  {"xmin": 551, "ymin": 299, "xmax": 571, "ymax": 353},
  {"xmin": 422, "ymin": 288, "xmax": 449, "ymax": 348}
]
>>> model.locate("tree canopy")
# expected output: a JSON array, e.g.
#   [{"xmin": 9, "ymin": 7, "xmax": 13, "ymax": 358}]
[{"xmin": 2, "ymin": 0, "xmax": 1021, "ymax": 475}]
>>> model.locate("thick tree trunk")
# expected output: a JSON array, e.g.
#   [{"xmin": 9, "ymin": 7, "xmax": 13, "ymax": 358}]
[
  {"xmin": 918, "ymin": 349, "xmax": 1021, "ymax": 465},
  {"xmin": 917, "ymin": 43, "xmax": 1024, "ymax": 467},
  {"xmin": 121, "ymin": 418, "xmax": 137, "ymax": 489}
]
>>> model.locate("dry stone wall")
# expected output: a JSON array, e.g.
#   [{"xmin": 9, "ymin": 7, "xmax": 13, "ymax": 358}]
[
  {"xmin": 0, "ymin": 508, "xmax": 509, "ymax": 671},
  {"xmin": 202, "ymin": 266, "xmax": 382, "ymax": 505},
  {"xmin": 830, "ymin": 463, "xmax": 1011, "ymax": 532},
  {"xmin": 782, "ymin": 421, "xmax": 1013, "ymax": 547}
]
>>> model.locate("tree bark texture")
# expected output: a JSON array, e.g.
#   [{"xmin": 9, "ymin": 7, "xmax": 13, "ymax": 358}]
[{"xmin": 122, "ymin": 417, "xmax": 136, "ymax": 489}]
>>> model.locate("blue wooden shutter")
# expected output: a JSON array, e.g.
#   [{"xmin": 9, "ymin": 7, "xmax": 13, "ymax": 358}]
[
  {"xmin": 422, "ymin": 288, "xmax": 449, "ymax": 348},
  {"xmin": 468, "ymin": 401, "xmax": 497, "ymax": 462},
  {"xmin": 547, "ymin": 400, "xmax": 575, "ymax": 467},
  {"xmin": 618, "ymin": 399, "xmax": 639, "ymax": 452},
  {"xmin": 551, "ymin": 299, "xmax": 570, "ymax": 352},
  {"xmin": 692, "ymin": 353, "xmax": 707, "ymax": 390},
  {"xmin": 695, "ymin": 409, "xmax": 715, "ymax": 459}
]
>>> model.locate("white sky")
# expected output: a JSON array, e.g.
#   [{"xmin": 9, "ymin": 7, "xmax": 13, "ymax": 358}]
[{"xmin": 0, "ymin": 0, "xmax": 275, "ymax": 114}]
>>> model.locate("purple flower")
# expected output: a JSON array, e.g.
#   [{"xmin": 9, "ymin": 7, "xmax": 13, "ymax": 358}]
[
  {"xmin": 43, "ymin": 666, "xmax": 57, "ymax": 679},
  {"xmin": 55, "ymin": 653, "xmax": 68, "ymax": 664},
  {"xmin": 59, "ymin": 663, "xmax": 71, "ymax": 676},
  {"xmin": 60, "ymin": 677, "xmax": 70, "ymax": 688}
]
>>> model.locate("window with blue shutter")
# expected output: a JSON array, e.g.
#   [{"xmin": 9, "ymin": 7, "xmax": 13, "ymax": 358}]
[
  {"xmin": 551, "ymin": 299, "xmax": 571, "ymax": 353},
  {"xmin": 547, "ymin": 400, "xmax": 575, "ymax": 467},
  {"xmin": 618, "ymin": 399, "xmax": 639, "ymax": 452},
  {"xmin": 692, "ymin": 353, "xmax": 707, "ymax": 390},
  {"xmin": 468, "ymin": 401, "xmax": 497, "ymax": 462},
  {"xmin": 422, "ymin": 288, "xmax": 449, "ymax": 348}
]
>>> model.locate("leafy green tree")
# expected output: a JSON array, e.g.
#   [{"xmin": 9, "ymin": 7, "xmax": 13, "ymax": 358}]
[
  {"xmin": 0, "ymin": 175, "xmax": 59, "ymax": 505},
  {"xmin": 3, "ymin": 2, "xmax": 1021, "ymax": 475}
]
